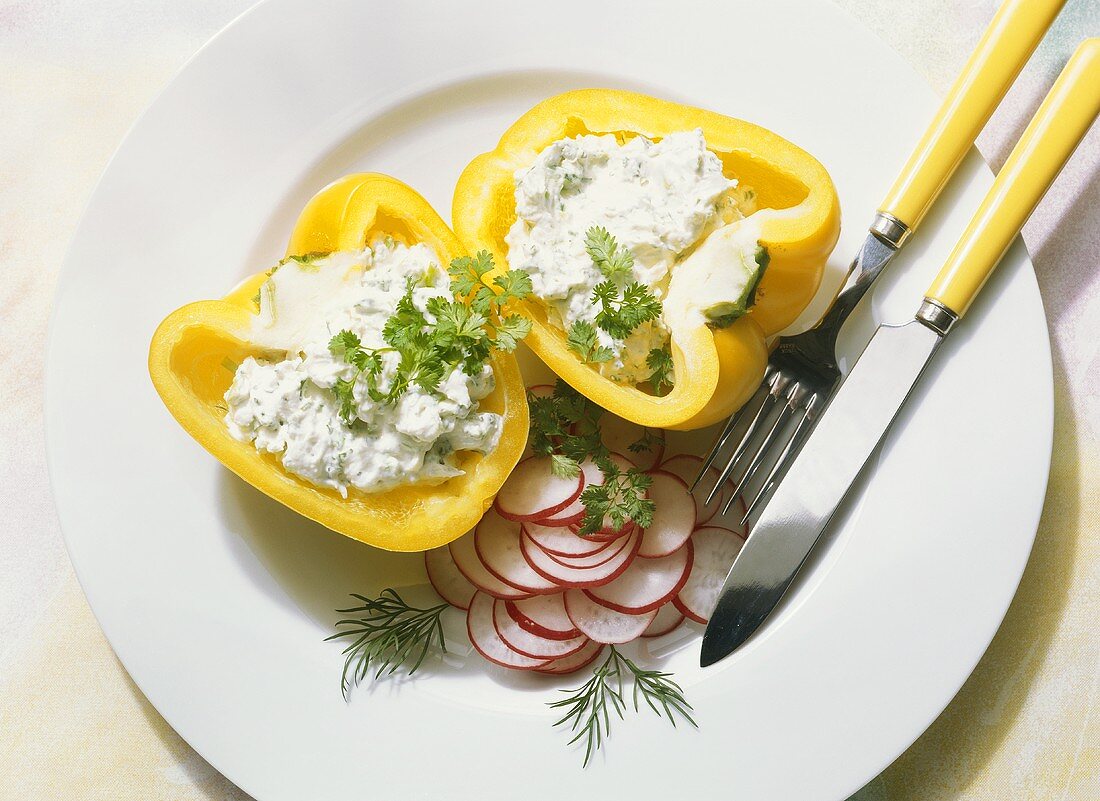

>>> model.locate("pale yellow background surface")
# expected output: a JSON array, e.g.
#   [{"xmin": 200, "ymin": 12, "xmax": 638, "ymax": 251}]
[{"xmin": 1, "ymin": 1, "xmax": 1097, "ymax": 798}]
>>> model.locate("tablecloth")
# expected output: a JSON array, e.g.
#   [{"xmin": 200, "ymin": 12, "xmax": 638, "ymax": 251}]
[{"xmin": 1, "ymin": 1, "xmax": 1096, "ymax": 798}]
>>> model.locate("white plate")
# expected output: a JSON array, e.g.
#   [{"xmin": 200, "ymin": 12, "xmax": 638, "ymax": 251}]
[{"xmin": 45, "ymin": 1, "xmax": 1052, "ymax": 799}]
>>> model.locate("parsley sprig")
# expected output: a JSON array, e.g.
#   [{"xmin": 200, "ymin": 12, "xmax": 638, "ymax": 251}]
[
  {"xmin": 568, "ymin": 227, "xmax": 663, "ymax": 364},
  {"xmin": 566, "ymin": 320, "xmax": 613, "ymax": 364},
  {"xmin": 584, "ymin": 226, "xmax": 634, "ymax": 281},
  {"xmin": 577, "ymin": 458, "xmax": 654, "ymax": 536},
  {"xmin": 327, "ymin": 253, "xmax": 531, "ymax": 426},
  {"xmin": 646, "ymin": 347, "xmax": 674, "ymax": 396},
  {"xmin": 549, "ymin": 645, "xmax": 696, "ymax": 767},
  {"xmin": 592, "ymin": 280, "xmax": 662, "ymax": 340},
  {"xmin": 526, "ymin": 381, "xmax": 656, "ymax": 535}
]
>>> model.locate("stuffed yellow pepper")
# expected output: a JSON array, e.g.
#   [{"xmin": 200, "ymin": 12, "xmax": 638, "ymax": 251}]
[
  {"xmin": 148, "ymin": 174, "xmax": 529, "ymax": 551},
  {"xmin": 453, "ymin": 89, "xmax": 840, "ymax": 429}
]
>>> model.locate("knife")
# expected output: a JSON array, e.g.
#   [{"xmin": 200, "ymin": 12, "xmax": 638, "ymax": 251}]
[{"xmin": 701, "ymin": 38, "xmax": 1100, "ymax": 667}]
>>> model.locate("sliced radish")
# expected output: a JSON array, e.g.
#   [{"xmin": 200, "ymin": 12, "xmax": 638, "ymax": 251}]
[
  {"xmin": 521, "ymin": 528, "xmax": 640, "ymax": 588},
  {"xmin": 601, "ymin": 415, "xmax": 664, "ymax": 471},
  {"xmin": 505, "ymin": 594, "xmax": 581, "ymax": 641},
  {"xmin": 637, "ymin": 471, "xmax": 697, "ymax": 558},
  {"xmin": 543, "ymin": 531, "xmax": 634, "ymax": 569},
  {"xmin": 466, "ymin": 592, "xmax": 549, "ymax": 669},
  {"xmin": 575, "ymin": 453, "xmax": 646, "ymax": 538},
  {"xmin": 425, "ymin": 546, "xmax": 476, "ymax": 610},
  {"xmin": 659, "ymin": 454, "xmax": 731, "ymax": 526},
  {"xmin": 474, "ymin": 509, "xmax": 559, "ymax": 594},
  {"xmin": 713, "ymin": 495, "xmax": 750, "ymax": 538},
  {"xmin": 525, "ymin": 520, "xmax": 613, "ymax": 558},
  {"xmin": 495, "ymin": 457, "xmax": 584, "ymax": 522},
  {"xmin": 535, "ymin": 640, "xmax": 605, "ymax": 675},
  {"xmin": 449, "ymin": 531, "xmax": 532, "ymax": 600},
  {"xmin": 582, "ymin": 520, "xmax": 635, "ymax": 543},
  {"xmin": 586, "ymin": 540, "xmax": 693, "ymax": 614},
  {"xmin": 641, "ymin": 603, "xmax": 685, "ymax": 638},
  {"xmin": 526, "ymin": 384, "xmax": 555, "ymax": 399},
  {"xmin": 676, "ymin": 526, "xmax": 744, "ymax": 623},
  {"xmin": 533, "ymin": 503, "xmax": 586, "ymax": 527},
  {"xmin": 531, "ymin": 459, "xmax": 601, "ymax": 526},
  {"xmin": 564, "ymin": 589, "xmax": 658, "ymax": 644},
  {"xmin": 492, "ymin": 599, "xmax": 589, "ymax": 659}
]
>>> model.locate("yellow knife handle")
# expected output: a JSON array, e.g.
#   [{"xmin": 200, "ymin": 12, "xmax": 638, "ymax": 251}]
[
  {"xmin": 925, "ymin": 39, "xmax": 1100, "ymax": 319},
  {"xmin": 878, "ymin": 0, "xmax": 1066, "ymax": 239}
]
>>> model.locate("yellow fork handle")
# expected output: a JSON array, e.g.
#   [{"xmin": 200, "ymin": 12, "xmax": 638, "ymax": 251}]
[
  {"xmin": 926, "ymin": 39, "xmax": 1100, "ymax": 317},
  {"xmin": 879, "ymin": 0, "xmax": 1065, "ymax": 235}
]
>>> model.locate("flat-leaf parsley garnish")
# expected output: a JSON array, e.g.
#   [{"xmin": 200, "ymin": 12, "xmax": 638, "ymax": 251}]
[
  {"xmin": 567, "ymin": 320, "xmax": 614, "ymax": 364},
  {"xmin": 526, "ymin": 381, "xmax": 655, "ymax": 535},
  {"xmin": 567, "ymin": 228, "xmax": 663, "ymax": 364},
  {"xmin": 645, "ymin": 346, "xmax": 674, "ymax": 396},
  {"xmin": 327, "ymin": 252, "xmax": 532, "ymax": 425}
]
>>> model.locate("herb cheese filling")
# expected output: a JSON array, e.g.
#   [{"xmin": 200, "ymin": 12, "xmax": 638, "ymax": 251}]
[
  {"xmin": 224, "ymin": 240, "xmax": 527, "ymax": 497},
  {"xmin": 505, "ymin": 129, "xmax": 764, "ymax": 390}
]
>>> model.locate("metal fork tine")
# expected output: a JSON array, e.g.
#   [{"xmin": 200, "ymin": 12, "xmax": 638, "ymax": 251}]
[
  {"xmin": 739, "ymin": 393, "xmax": 823, "ymax": 526},
  {"xmin": 692, "ymin": 369, "xmax": 776, "ymax": 491},
  {"xmin": 723, "ymin": 401, "xmax": 794, "ymax": 515},
  {"xmin": 704, "ymin": 385, "xmax": 779, "ymax": 506},
  {"xmin": 691, "ymin": 390, "xmax": 755, "ymax": 492}
]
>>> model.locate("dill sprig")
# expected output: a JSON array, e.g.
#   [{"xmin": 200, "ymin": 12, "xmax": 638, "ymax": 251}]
[
  {"xmin": 326, "ymin": 588, "xmax": 448, "ymax": 700},
  {"xmin": 549, "ymin": 646, "xmax": 695, "ymax": 766}
]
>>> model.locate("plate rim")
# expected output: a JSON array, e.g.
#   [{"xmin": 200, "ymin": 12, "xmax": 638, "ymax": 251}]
[{"xmin": 43, "ymin": 1, "xmax": 1054, "ymax": 798}]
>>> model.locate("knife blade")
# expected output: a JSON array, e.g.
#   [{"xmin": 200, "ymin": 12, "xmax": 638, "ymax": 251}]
[
  {"xmin": 700, "ymin": 36, "xmax": 1100, "ymax": 667},
  {"xmin": 699, "ymin": 315, "xmax": 943, "ymax": 666}
]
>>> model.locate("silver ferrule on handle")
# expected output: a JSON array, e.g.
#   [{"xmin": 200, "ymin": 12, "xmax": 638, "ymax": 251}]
[
  {"xmin": 869, "ymin": 211, "xmax": 911, "ymax": 248},
  {"xmin": 915, "ymin": 298, "xmax": 959, "ymax": 336},
  {"xmin": 810, "ymin": 220, "xmax": 903, "ymax": 349}
]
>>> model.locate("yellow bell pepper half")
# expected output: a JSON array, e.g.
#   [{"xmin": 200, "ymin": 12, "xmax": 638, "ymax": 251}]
[
  {"xmin": 452, "ymin": 89, "xmax": 840, "ymax": 430},
  {"xmin": 148, "ymin": 174, "xmax": 529, "ymax": 552}
]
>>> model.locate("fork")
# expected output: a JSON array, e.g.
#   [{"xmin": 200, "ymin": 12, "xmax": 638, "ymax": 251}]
[{"xmin": 694, "ymin": 0, "xmax": 1066, "ymax": 523}]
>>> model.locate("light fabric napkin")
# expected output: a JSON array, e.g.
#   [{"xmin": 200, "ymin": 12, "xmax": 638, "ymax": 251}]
[{"xmin": 1, "ymin": 1, "xmax": 1096, "ymax": 799}]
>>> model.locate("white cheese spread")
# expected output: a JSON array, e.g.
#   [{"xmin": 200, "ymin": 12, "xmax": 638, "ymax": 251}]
[
  {"xmin": 505, "ymin": 129, "xmax": 763, "ymax": 385},
  {"xmin": 224, "ymin": 240, "xmax": 501, "ymax": 497}
]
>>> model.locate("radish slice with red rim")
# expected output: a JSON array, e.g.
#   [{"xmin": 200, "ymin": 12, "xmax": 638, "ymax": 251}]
[
  {"xmin": 526, "ymin": 384, "xmax": 555, "ymax": 399},
  {"xmin": 564, "ymin": 589, "xmax": 658, "ymax": 644},
  {"xmin": 659, "ymin": 454, "xmax": 747, "ymax": 528},
  {"xmin": 449, "ymin": 531, "xmax": 532, "ymax": 600},
  {"xmin": 637, "ymin": 471, "xmax": 697, "ymax": 558},
  {"xmin": 676, "ymin": 526, "xmax": 745, "ymax": 623},
  {"xmin": 530, "ymin": 459, "xmax": 601, "ymax": 527},
  {"xmin": 582, "ymin": 520, "xmax": 635, "ymax": 543},
  {"xmin": 586, "ymin": 540, "xmax": 693, "ymax": 614},
  {"xmin": 535, "ymin": 640, "xmax": 605, "ymax": 675},
  {"xmin": 542, "ymin": 530, "xmax": 634, "ymax": 569},
  {"xmin": 521, "ymin": 528, "xmax": 640, "ymax": 588},
  {"xmin": 495, "ymin": 457, "xmax": 584, "ymax": 522},
  {"xmin": 641, "ymin": 603, "xmax": 685, "ymax": 638},
  {"xmin": 474, "ymin": 509, "xmax": 559, "ymax": 594},
  {"xmin": 425, "ymin": 546, "xmax": 476, "ymax": 610},
  {"xmin": 492, "ymin": 600, "xmax": 588, "ymax": 659},
  {"xmin": 524, "ymin": 520, "xmax": 613, "ymax": 558},
  {"xmin": 505, "ymin": 594, "xmax": 580, "ymax": 641},
  {"xmin": 532, "ymin": 505, "xmax": 585, "ymax": 527},
  {"xmin": 466, "ymin": 592, "xmax": 549, "ymax": 669}
]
